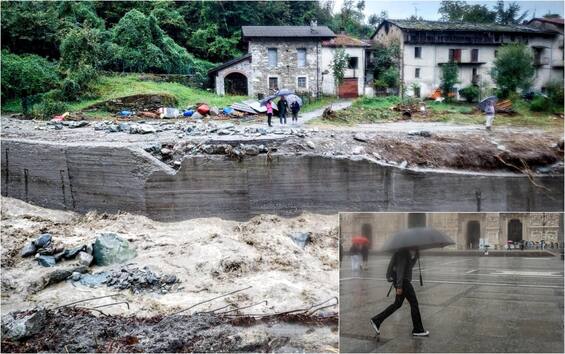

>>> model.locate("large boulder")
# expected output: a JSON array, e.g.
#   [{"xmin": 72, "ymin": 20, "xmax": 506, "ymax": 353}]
[
  {"xmin": 93, "ymin": 233, "xmax": 137, "ymax": 266},
  {"xmin": 1, "ymin": 310, "xmax": 47, "ymax": 340}
]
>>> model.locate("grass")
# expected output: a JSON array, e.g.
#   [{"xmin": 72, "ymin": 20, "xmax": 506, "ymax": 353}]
[{"xmin": 308, "ymin": 95, "xmax": 562, "ymax": 128}]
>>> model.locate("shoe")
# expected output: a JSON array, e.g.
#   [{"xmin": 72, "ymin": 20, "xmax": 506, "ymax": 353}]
[
  {"xmin": 370, "ymin": 319, "xmax": 380, "ymax": 335},
  {"xmin": 413, "ymin": 330, "xmax": 429, "ymax": 337}
]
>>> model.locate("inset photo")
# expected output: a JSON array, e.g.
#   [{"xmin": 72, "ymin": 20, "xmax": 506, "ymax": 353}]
[{"xmin": 339, "ymin": 212, "xmax": 564, "ymax": 353}]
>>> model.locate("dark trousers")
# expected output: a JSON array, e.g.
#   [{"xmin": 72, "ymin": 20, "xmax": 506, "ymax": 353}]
[
  {"xmin": 267, "ymin": 113, "xmax": 272, "ymax": 126},
  {"xmin": 372, "ymin": 280, "xmax": 424, "ymax": 333},
  {"xmin": 279, "ymin": 111, "xmax": 286, "ymax": 124},
  {"xmin": 292, "ymin": 111, "xmax": 298, "ymax": 121}
]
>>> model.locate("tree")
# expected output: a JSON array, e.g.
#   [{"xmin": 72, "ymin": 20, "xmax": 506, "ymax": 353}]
[
  {"xmin": 368, "ymin": 11, "xmax": 388, "ymax": 27},
  {"xmin": 330, "ymin": 48, "xmax": 349, "ymax": 97},
  {"xmin": 495, "ymin": 1, "xmax": 528, "ymax": 25},
  {"xmin": 439, "ymin": 0, "xmax": 496, "ymax": 23},
  {"xmin": 440, "ymin": 62, "xmax": 459, "ymax": 101},
  {"xmin": 491, "ymin": 43, "xmax": 535, "ymax": 96},
  {"xmin": 1, "ymin": 51, "xmax": 60, "ymax": 112}
]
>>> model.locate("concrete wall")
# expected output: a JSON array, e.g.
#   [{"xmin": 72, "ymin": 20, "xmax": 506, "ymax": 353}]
[{"xmin": 1, "ymin": 139, "xmax": 563, "ymax": 221}]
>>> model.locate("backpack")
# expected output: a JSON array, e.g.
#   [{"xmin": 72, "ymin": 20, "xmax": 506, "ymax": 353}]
[{"xmin": 385, "ymin": 253, "xmax": 397, "ymax": 283}]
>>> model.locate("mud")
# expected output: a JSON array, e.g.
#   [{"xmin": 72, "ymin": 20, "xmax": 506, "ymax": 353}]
[{"xmin": 1, "ymin": 307, "xmax": 337, "ymax": 353}]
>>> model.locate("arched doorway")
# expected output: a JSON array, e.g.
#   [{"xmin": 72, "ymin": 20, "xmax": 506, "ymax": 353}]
[
  {"xmin": 466, "ymin": 221, "xmax": 480, "ymax": 249},
  {"xmin": 508, "ymin": 219, "xmax": 523, "ymax": 243},
  {"xmin": 224, "ymin": 72, "xmax": 248, "ymax": 95}
]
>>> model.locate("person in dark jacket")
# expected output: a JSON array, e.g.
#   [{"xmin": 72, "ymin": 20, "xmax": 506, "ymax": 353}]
[
  {"xmin": 370, "ymin": 248, "xmax": 429, "ymax": 337},
  {"xmin": 290, "ymin": 100, "xmax": 300, "ymax": 124},
  {"xmin": 277, "ymin": 97, "xmax": 288, "ymax": 125}
]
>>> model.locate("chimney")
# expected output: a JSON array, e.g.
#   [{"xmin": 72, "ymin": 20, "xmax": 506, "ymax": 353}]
[{"xmin": 310, "ymin": 20, "xmax": 318, "ymax": 31}]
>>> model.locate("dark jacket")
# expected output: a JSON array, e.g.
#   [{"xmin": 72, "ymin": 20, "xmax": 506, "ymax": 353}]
[
  {"xmin": 387, "ymin": 249, "xmax": 418, "ymax": 288},
  {"xmin": 290, "ymin": 101, "xmax": 300, "ymax": 113},
  {"xmin": 277, "ymin": 99, "xmax": 288, "ymax": 114}
]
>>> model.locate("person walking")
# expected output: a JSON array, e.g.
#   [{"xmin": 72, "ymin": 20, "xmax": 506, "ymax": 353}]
[
  {"xmin": 265, "ymin": 100, "xmax": 273, "ymax": 127},
  {"xmin": 277, "ymin": 97, "xmax": 288, "ymax": 125},
  {"xmin": 350, "ymin": 243, "xmax": 362, "ymax": 272},
  {"xmin": 370, "ymin": 248, "xmax": 429, "ymax": 337},
  {"xmin": 485, "ymin": 100, "xmax": 495, "ymax": 130},
  {"xmin": 290, "ymin": 100, "xmax": 300, "ymax": 124}
]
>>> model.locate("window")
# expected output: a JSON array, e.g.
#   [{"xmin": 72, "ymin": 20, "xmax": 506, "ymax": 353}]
[
  {"xmin": 414, "ymin": 46, "xmax": 422, "ymax": 58},
  {"xmin": 348, "ymin": 56, "xmax": 358, "ymax": 69},
  {"xmin": 449, "ymin": 48, "xmax": 462, "ymax": 62},
  {"xmin": 268, "ymin": 48, "xmax": 278, "ymax": 67},
  {"xmin": 297, "ymin": 48, "xmax": 306, "ymax": 67},
  {"xmin": 268, "ymin": 77, "xmax": 278, "ymax": 91},
  {"xmin": 471, "ymin": 49, "xmax": 479, "ymax": 62},
  {"xmin": 415, "ymin": 68, "xmax": 421, "ymax": 78},
  {"xmin": 297, "ymin": 76, "xmax": 307, "ymax": 88}
]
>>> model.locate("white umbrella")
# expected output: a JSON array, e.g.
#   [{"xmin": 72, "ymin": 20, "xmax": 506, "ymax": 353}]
[{"xmin": 286, "ymin": 94, "xmax": 303, "ymax": 106}]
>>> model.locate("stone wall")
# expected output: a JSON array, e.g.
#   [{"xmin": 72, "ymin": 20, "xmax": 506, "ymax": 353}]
[
  {"xmin": 213, "ymin": 58, "xmax": 252, "ymax": 96},
  {"xmin": 2, "ymin": 139, "xmax": 563, "ymax": 222},
  {"xmin": 249, "ymin": 39, "xmax": 322, "ymax": 98}
]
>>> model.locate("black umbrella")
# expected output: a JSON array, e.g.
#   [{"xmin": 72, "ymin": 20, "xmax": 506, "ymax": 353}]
[{"xmin": 381, "ymin": 227, "xmax": 454, "ymax": 252}]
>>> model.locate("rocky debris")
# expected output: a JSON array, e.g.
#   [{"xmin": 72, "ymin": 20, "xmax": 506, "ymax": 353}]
[
  {"xmin": 353, "ymin": 133, "xmax": 368, "ymax": 142},
  {"xmin": 79, "ymin": 266, "xmax": 180, "ymax": 294},
  {"xmin": 129, "ymin": 123, "xmax": 157, "ymax": 134},
  {"xmin": 352, "ymin": 146, "xmax": 364, "ymax": 155},
  {"xmin": 408, "ymin": 130, "xmax": 432, "ymax": 138},
  {"xmin": 29, "ymin": 266, "xmax": 89, "ymax": 292},
  {"xmin": 85, "ymin": 94, "xmax": 178, "ymax": 112},
  {"xmin": 21, "ymin": 233, "xmax": 91, "ymax": 267},
  {"xmin": 289, "ymin": 232, "xmax": 311, "ymax": 249},
  {"xmin": 1, "ymin": 309, "xmax": 47, "ymax": 340},
  {"xmin": 35, "ymin": 255, "xmax": 56, "ymax": 267},
  {"xmin": 20, "ymin": 243, "xmax": 36, "ymax": 257},
  {"xmin": 399, "ymin": 160, "xmax": 408, "ymax": 168},
  {"xmin": 78, "ymin": 251, "xmax": 93, "ymax": 266},
  {"xmin": 306, "ymin": 141, "xmax": 316, "ymax": 149},
  {"xmin": 92, "ymin": 233, "xmax": 137, "ymax": 266}
]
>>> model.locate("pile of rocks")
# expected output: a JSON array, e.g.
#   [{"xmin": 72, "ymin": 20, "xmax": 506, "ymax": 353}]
[
  {"xmin": 78, "ymin": 266, "xmax": 180, "ymax": 294},
  {"xmin": 20, "ymin": 233, "xmax": 93, "ymax": 268},
  {"xmin": 46, "ymin": 120, "xmax": 89, "ymax": 130}
]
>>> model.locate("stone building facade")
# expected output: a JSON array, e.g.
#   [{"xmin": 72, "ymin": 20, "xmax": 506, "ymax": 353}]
[
  {"xmin": 340, "ymin": 212, "xmax": 563, "ymax": 251},
  {"xmin": 370, "ymin": 19, "xmax": 564, "ymax": 98},
  {"xmin": 211, "ymin": 54, "xmax": 252, "ymax": 96},
  {"xmin": 248, "ymin": 39, "xmax": 323, "ymax": 98}
]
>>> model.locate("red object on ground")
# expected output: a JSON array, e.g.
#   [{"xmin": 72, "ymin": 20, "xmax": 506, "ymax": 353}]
[
  {"xmin": 352, "ymin": 235, "xmax": 369, "ymax": 245},
  {"xmin": 197, "ymin": 104, "xmax": 210, "ymax": 115}
]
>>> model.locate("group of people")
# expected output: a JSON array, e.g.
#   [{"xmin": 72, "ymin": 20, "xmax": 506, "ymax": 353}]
[
  {"xmin": 510, "ymin": 239, "xmax": 559, "ymax": 250},
  {"xmin": 265, "ymin": 96, "xmax": 300, "ymax": 127}
]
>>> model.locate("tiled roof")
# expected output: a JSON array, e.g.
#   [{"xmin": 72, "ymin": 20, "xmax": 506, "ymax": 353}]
[
  {"xmin": 529, "ymin": 17, "xmax": 564, "ymax": 26},
  {"xmin": 242, "ymin": 25, "xmax": 335, "ymax": 38},
  {"xmin": 382, "ymin": 19, "xmax": 550, "ymax": 34},
  {"xmin": 208, "ymin": 53, "xmax": 251, "ymax": 75},
  {"xmin": 322, "ymin": 33, "xmax": 371, "ymax": 47}
]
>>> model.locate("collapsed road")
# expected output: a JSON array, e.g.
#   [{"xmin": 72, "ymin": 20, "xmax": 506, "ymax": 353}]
[
  {"xmin": 1, "ymin": 197, "xmax": 338, "ymax": 352},
  {"xmin": 1, "ymin": 116, "xmax": 563, "ymax": 220}
]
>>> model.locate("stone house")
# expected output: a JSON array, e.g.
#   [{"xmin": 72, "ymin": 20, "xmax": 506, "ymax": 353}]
[
  {"xmin": 208, "ymin": 22, "xmax": 369, "ymax": 98},
  {"xmin": 370, "ymin": 19, "xmax": 564, "ymax": 99},
  {"xmin": 340, "ymin": 212, "xmax": 563, "ymax": 251}
]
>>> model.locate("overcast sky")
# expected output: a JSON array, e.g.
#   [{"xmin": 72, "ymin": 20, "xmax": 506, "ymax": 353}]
[{"xmin": 330, "ymin": 0, "xmax": 564, "ymax": 21}]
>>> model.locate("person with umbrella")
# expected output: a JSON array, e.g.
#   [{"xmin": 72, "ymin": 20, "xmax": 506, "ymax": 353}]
[
  {"xmin": 277, "ymin": 96, "xmax": 289, "ymax": 125},
  {"xmin": 370, "ymin": 228, "xmax": 454, "ymax": 338},
  {"xmin": 484, "ymin": 99, "xmax": 496, "ymax": 131},
  {"xmin": 265, "ymin": 99, "xmax": 273, "ymax": 127},
  {"xmin": 350, "ymin": 235, "xmax": 368, "ymax": 272}
]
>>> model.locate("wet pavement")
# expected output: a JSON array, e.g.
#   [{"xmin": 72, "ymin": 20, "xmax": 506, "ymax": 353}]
[{"xmin": 340, "ymin": 255, "xmax": 564, "ymax": 353}]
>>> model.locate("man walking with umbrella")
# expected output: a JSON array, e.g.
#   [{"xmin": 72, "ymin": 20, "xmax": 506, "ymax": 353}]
[
  {"xmin": 370, "ymin": 228, "xmax": 454, "ymax": 338},
  {"xmin": 277, "ymin": 96, "xmax": 289, "ymax": 125}
]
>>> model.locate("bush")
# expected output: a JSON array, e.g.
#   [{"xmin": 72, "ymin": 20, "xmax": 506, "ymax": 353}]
[
  {"xmin": 1, "ymin": 51, "xmax": 59, "ymax": 100},
  {"xmin": 60, "ymin": 65, "xmax": 98, "ymax": 101},
  {"xmin": 546, "ymin": 80, "xmax": 564, "ymax": 112},
  {"xmin": 491, "ymin": 43, "xmax": 535, "ymax": 97},
  {"xmin": 440, "ymin": 62, "xmax": 459, "ymax": 101},
  {"xmin": 381, "ymin": 67, "xmax": 399, "ymax": 89},
  {"xmin": 458, "ymin": 85, "xmax": 480, "ymax": 103},
  {"xmin": 32, "ymin": 95, "xmax": 68, "ymax": 119},
  {"xmin": 529, "ymin": 96, "xmax": 549, "ymax": 112}
]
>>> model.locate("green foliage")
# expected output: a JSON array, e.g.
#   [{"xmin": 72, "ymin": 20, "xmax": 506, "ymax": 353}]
[
  {"xmin": 440, "ymin": 62, "xmax": 459, "ymax": 101},
  {"xmin": 382, "ymin": 67, "xmax": 400, "ymax": 89},
  {"xmin": 60, "ymin": 26, "xmax": 112, "ymax": 71},
  {"xmin": 458, "ymin": 85, "xmax": 480, "ymax": 103},
  {"xmin": 188, "ymin": 25, "xmax": 241, "ymax": 63},
  {"xmin": 529, "ymin": 96, "xmax": 548, "ymax": 112},
  {"xmin": 491, "ymin": 43, "xmax": 534, "ymax": 97},
  {"xmin": 371, "ymin": 42, "xmax": 400, "ymax": 89},
  {"xmin": 111, "ymin": 9, "xmax": 194, "ymax": 74},
  {"xmin": 546, "ymin": 80, "xmax": 564, "ymax": 112},
  {"xmin": 439, "ymin": 0, "xmax": 527, "ymax": 25},
  {"xmin": 331, "ymin": 48, "xmax": 349, "ymax": 91},
  {"xmin": 1, "ymin": 51, "xmax": 59, "ymax": 100},
  {"xmin": 60, "ymin": 65, "xmax": 99, "ymax": 101},
  {"xmin": 31, "ymin": 94, "xmax": 69, "ymax": 120}
]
